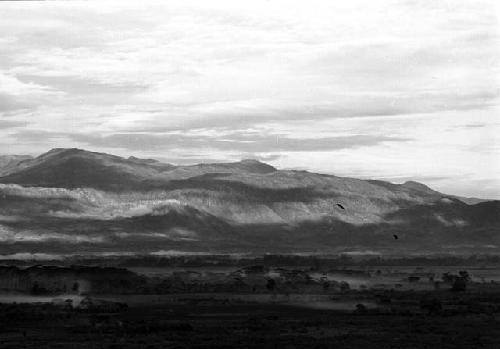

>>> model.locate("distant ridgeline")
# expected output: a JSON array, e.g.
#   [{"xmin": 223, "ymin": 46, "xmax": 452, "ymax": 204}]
[{"xmin": 0, "ymin": 266, "xmax": 144, "ymax": 295}]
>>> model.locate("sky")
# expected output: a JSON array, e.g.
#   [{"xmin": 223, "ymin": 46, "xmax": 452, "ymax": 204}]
[{"xmin": 0, "ymin": 0, "xmax": 499, "ymax": 199}]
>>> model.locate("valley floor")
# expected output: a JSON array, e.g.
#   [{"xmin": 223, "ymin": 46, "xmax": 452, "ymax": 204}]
[
  {"xmin": 2, "ymin": 262, "xmax": 500, "ymax": 348},
  {"xmin": 1, "ymin": 287, "xmax": 500, "ymax": 349}
]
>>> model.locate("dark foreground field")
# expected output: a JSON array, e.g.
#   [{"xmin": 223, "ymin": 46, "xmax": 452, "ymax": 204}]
[
  {"xmin": 2, "ymin": 259, "xmax": 500, "ymax": 348},
  {"xmin": 1, "ymin": 291, "xmax": 500, "ymax": 349}
]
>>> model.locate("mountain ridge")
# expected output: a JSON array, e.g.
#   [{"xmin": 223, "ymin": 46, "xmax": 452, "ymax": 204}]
[
  {"xmin": 0, "ymin": 148, "xmax": 498, "ymax": 255},
  {"xmin": 0, "ymin": 148, "xmax": 279, "ymax": 190},
  {"xmin": 0, "ymin": 148, "xmax": 486, "ymax": 201}
]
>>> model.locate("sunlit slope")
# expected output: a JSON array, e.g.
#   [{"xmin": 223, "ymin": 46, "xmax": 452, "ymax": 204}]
[{"xmin": 0, "ymin": 149, "xmax": 498, "ymax": 254}]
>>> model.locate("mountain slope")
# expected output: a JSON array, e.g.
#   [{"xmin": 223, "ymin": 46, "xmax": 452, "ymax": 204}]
[
  {"xmin": 0, "ymin": 149, "xmax": 277, "ymax": 190},
  {"xmin": 0, "ymin": 148, "xmax": 498, "ymax": 255},
  {"xmin": 0, "ymin": 155, "xmax": 33, "ymax": 176},
  {"xmin": 0, "ymin": 148, "xmax": 175, "ymax": 190}
]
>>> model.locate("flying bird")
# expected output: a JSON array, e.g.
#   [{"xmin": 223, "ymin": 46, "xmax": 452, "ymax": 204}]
[
  {"xmin": 393, "ymin": 234, "xmax": 399, "ymax": 240},
  {"xmin": 336, "ymin": 203, "xmax": 345, "ymax": 210}
]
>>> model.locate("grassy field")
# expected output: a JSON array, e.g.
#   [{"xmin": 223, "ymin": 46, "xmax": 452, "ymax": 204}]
[
  {"xmin": 2, "ymin": 262, "xmax": 500, "ymax": 348},
  {"xmin": 1, "ymin": 286, "xmax": 500, "ymax": 349}
]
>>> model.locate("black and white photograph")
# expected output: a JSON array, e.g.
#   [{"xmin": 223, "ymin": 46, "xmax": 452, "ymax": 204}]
[{"xmin": 0, "ymin": 0, "xmax": 499, "ymax": 348}]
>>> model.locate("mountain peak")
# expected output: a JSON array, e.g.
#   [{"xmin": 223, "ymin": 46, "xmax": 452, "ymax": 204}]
[
  {"xmin": 236, "ymin": 159, "xmax": 276, "ymax": 173},
  {"xmin": 401, "ymin": 180, "xmax": 438, "ymax": 194},
  {"xmin": 41, "ymin": 148, "xmax": 84, "ymax": 157},
  {"xmin": 0, "ymin": 148, "xmax": 168, "ymax": 190},
  {"xmin": 240, "ymin": 158, "xmax": 262, "ymax": 163},
  {"xmin": 36, "ymin": 148, "xmax": 103, "ymax": 162}
]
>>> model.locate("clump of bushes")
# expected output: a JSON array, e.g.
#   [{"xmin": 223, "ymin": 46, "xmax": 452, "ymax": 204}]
[{"xmin": 442, "ymin": 271, "xmax": 470, "ymax": 292}]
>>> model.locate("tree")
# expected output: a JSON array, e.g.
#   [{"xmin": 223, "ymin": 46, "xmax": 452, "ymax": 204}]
[
  {"xmin": 452, "ymin": 277, "xmax": 467, "ymax": 292},
  {"xmin": 266, "ymin": 278, "xmax": 276, "ymax": 291},
  {"xmin": 340, "ymin": 281, "xmax": 350, "ymax": 292}
]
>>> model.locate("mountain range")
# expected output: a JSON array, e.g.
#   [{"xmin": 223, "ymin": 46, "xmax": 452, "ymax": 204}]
[{"xmin": 0, "ymin": 148, "xmax": 498, "ymax": 257}]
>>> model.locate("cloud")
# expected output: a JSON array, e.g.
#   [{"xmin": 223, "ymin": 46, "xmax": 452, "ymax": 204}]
[
  {"xmin": 0, "ymin": 118, "xmax": 27, "ymax": 129},
  {"xmin": 0, "ymin": 253, "xmax": 64, "ymax": 261},
  {"xmin": 0, "ymin": 224, "xmax": 105, "ymax": 244},
  {"xmin": 3, "ymin": 1, "xmax": 497, "ymax": 122},
  {"xmin": 13, "ymin": 130, "xmax": 409, "ymax": 153},
  {"xmin": 16, "ymin": 74, "xmax": 148, "ymax": 104},
  {"xmin": 0, "ymin": 72, "xmax": 64, "ymax": 116},
  {"xmin": 463, "ymin": 123, "xmax": 487, "ymax": 129},
  {"xmin": 0, "ymin": 94, "xmax": 35, "ymax": 113}
]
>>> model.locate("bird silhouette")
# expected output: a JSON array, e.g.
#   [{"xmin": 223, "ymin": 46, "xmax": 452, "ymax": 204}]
[
  {"xmin": 336, "ymin": 203, "xmax": 345, "ymax": 210},
  {"xmin": 393, "ymin": 234, "xmax": 399, "ymax": 240}
]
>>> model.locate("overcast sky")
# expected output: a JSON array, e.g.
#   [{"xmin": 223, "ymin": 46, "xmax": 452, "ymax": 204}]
[{"xmin": 0, "ymin": 0, "xmax": 499, "ymax": 198}]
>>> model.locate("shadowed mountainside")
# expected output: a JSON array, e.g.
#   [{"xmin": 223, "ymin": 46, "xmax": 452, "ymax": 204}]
[
  {"xmin": 0, "ymin": 155, "xmax": 33, "ymax": 176},
  {"xmin": 0, "ymin": 148, "xmax": 276, "ymax": 190},
  {"xmin": 0, "ymin": 148, "xmax": 498, "ymax": 255},
  {"xmin": 0, "ymin": 148, "xmax": 175, "ymax": 190}
]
